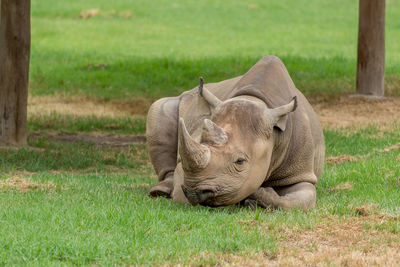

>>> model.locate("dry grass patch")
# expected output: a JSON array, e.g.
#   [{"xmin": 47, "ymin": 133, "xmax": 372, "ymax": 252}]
[
  {"xmin": 28, "ymin": 95, "xmax": 151, "ymax": 117},
  {"xmin": 313, "ymin": 96, "xmax": 400, "ymax": 130},
  {"xmin": 328, "ymin": 181, "xmax": 353, "ymax": 192},
  {"xmin": 326, "ymin": 154, "xmax": 357, "ymax": 164},
  {"xmin": 79, "ymin": 9, "xmax": 135, "ymax": 19},
  {"xmin": 379, "ymin": 142, "xmax": 400, "ymax": 153},
  {"xmin": 274, "ymin": 217, "xmax": 400, "ymax": 266},
  {"xmin": 29, "ymin": 95, "xmax": 400, "ymax": 132},
  {"xmin": 0, "ymin": 176, "xmax": 57, "ymax": 193},
  {"xmin": 199, "ymin": 215, "xmax": 400, "ymax": 267},
  {"xmin": 29, "ymin": 94, "xmax": 400, "ymax": 129},
  {"xmin": 11, "ymin": 170, "xmax": 38, "ymax": 176},
  {"xmin": 118, "ymin": 11, "xmax": 135, "ymax": 18},
  {"xmin": 190, "ymin": 251, "xmax": 271, "ymax": 267},
  {"xmin": 79, "ymin": 9, "xmax": 100, "ymax": 19},
  {"xmin": 354, "ymin": 203, "xmax": 380, "ymax": 216},
  {"xmin": 248, "ymin": 4, "xmax": 259, "ymax": 9}
]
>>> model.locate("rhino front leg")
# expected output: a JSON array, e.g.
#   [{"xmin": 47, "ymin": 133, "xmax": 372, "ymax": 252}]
[
  {"xmin": 245, "ymin": 182, "xmax": 316, "ymax": 211},
  {"xmin": 146, "ymin": 97, "xmax": 180, "ymax": 198}
]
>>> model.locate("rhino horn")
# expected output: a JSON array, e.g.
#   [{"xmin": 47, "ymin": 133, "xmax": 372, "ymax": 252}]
[
  {"xmin": 270, "ymin": 96, "xmax": 297, "ymax": 131},
  {"xmin": 201, "ymin": 119, "xmax": 228, "ymax": 145},
  {"xmin": 178, "ymin": 118, "xmax": 211, "ymax": 171},
  {"xmin": 199, "ymin": 77, "xmax": 222, "ymax": 108}
]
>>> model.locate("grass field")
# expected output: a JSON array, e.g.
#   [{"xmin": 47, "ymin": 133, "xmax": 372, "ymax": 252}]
[
  {"xmin": 1, "ymin": 124, "xmax": 400, "ymax": 265},
  {"xmin": 1, "ymin": 0, "xmax": 400, "ymax": 265},
  {"xmin": 30, "ymin": 0, "xmax": 400, "ymax": 100}
]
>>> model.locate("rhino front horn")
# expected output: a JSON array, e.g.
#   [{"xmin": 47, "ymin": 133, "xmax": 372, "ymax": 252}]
[{"xmin": 178, "ymin": 118, "xmax": 211, "ymax": 171}]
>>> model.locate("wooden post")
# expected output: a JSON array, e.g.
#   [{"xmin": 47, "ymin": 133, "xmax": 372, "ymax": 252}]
[
  {"xmin": 0, "ymin": 0, "xmax": 31, "ymax": 146},
  {"xmin": 356, "ymin": 0, "xmax": 385, "ymax": 97}
]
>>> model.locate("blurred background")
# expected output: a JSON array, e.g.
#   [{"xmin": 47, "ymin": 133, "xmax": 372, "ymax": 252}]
[{"xmin": 29, "ymin": 0, "xmax": 400, "ymax": 101}]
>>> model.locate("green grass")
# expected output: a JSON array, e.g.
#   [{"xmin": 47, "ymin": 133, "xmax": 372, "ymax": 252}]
[
  {"xmin": 29, "ymin": 0, "xmax": 400, "ymax": 99},
  {"xmin": 322, "ymin": 126, "xmax": 400, "ymax": 215},
  {"xmin": 1, "ymin": 0, "xmax": 400, "ymax": 265},
  {"xmin": 28, "ymin": 113, "xmax": 146, "ymax": 135},
  {"xmin": 0, "ymin": 140, "xmax": 147, "ymax": 174},
  {"xmin": 1, "ymin": 126, "xmax": 399, "ymax": 265}
]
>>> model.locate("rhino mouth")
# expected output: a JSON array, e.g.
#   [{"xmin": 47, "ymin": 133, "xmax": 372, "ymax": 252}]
[{"xmin": 199, "ymin": 198, "xmax": 220, "ymax": 207}]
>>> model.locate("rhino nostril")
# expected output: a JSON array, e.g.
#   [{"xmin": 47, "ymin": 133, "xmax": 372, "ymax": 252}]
[
  {"xmin": 198, "ymin": 189, "xmax": 215, "ymax": 203},
  {"xmin": 201, "ymin": 189, "xmax": 214, "ymax": 195},
  {"xmin": 181, "ymin": 185, "xmax": 215, "ymax": 205}
]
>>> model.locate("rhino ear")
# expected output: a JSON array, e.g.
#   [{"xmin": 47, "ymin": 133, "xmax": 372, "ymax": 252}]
[
  {"xmin": 201, "ymin": 119, "xmax": 228, "ymax": 145},
  {"xmin": 271, "ymin": 96, "xmax": 297, "ymax": 131}
]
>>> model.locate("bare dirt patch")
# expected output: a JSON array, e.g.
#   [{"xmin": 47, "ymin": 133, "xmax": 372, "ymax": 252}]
[
  {"xmin": 28, "ymin": 96, "xmax": 151, "ymax": 117},
  {"xmin": 0, "ymin": 176, "xmax": 57, "ymax": 193},
  {"xmin": 313, "ymin": 95, "xmax": 400, "ymax": 129},
  {"xmin": 29, "ymin": 95, "xmax": 400, "ymax": 130}
]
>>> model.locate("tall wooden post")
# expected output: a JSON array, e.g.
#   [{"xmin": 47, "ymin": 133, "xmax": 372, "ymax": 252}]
[
  {"xmin": 356, "ymin": 0, "xmax": 385, "ymax": 97},
  {"xmin": 0, "ymin": 0, "xmax": 31, "ymax": 146}
]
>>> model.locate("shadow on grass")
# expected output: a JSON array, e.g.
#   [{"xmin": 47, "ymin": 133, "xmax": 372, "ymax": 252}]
[
  {"xmin": 28, "ymin": 113, "xmax": 146, "ymax": 134},
  {"xmin": 0, "ymin": 137, "xmax": 149, "ymax": 174}
]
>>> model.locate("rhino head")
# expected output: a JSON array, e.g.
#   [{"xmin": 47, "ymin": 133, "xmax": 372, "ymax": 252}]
[{"xmin": 178, "ymin": 84, "xmax": 297, "ymax": 206}]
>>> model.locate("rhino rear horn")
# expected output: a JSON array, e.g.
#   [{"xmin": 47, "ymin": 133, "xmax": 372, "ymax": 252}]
[
  {"xmin": 270, "ymin": 96, "xmax": 297, "ymax": 131},
  {"xmin": 178, "ymin": 118, "xmax": 211, "ymax": 171},
  {"xmin": 201, "ymin": 119, "xmax": 228, "ymax": 145},
  {"xmin": 199, "ymin": 77, "xmax": 222, "ymax": 108}
]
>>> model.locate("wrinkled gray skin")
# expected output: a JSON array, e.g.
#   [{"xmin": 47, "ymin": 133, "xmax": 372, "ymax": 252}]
[{"xmin": 146, "ymin": 56, "xmax": 325, "ymax": 211}]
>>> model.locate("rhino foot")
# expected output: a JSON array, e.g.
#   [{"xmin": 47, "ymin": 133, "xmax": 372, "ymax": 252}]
[
  {"xmin": 242, "ymin": 199, "xmax": 258, "ymax": 210},
  {"xmin": 149, "ymin": 176, "xmax": 174, "ymax": 198}
]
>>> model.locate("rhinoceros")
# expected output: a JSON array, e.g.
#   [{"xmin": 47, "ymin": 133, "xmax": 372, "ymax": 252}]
[{"xmin": 146, "ymin": 56, "xmax": 325, "ymax": 210}]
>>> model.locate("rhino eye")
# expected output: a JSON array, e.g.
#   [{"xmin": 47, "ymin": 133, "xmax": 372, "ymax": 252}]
[{"xmin": 235, "ymin": 158, "xmax": 245, "ymax": 165}]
